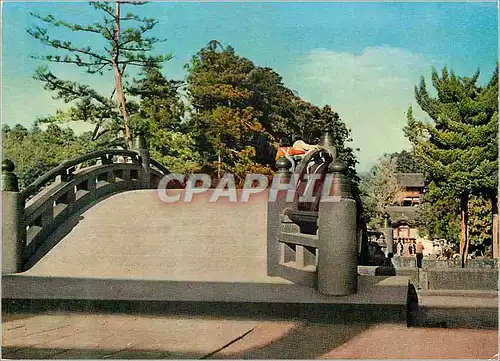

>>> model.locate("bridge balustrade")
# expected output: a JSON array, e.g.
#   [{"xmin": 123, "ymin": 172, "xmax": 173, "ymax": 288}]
[
  {"xmin": 2, "ymin": 135, "xmax": 170, "ymax": 273},
  {"xmin": 267, "ymin": 133, "xmax": 361, "ymax": 296}
]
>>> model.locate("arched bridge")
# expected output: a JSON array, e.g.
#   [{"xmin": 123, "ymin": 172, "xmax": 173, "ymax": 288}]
[
  {"xmin": 2, "ymin": 135, "xmax": 175, "ymax": 272},
  {"xmin": 2, "ymin": 133, "xmax": 413, "ymax": 318}
]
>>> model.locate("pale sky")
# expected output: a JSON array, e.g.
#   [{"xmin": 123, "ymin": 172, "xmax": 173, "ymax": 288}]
[{"xmin": 2, "ymin": 2, "xmax": 498, "ymax": 171}]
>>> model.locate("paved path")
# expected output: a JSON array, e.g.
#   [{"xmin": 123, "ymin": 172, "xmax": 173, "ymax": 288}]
[{"xmin": 2, "ymin": 311, "xmax": 498, "ymax": 359}]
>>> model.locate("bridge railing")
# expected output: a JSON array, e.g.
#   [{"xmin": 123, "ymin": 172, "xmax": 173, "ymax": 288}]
[
  {"xmin": 267, "ymin": 132, "xmax": 364, "ymax": 296},
  {"xmin": 20, "ymin": 149, "xmax": 141, "ymax": 202},
  {"xmin": 2, "ymin": 134, "xmax": 170, "ymax": 273}
]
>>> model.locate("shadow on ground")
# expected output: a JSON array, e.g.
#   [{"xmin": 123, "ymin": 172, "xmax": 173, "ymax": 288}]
[
  {"xmin": 1, "ymin": 321, "xmax": 372, "ymax": 360},
  {"xmin": 1, "ymin": 346, "xmax": 210, "ymax": 359},
  {"xmin": 3, "ymin": 298, "xmax": 498, "ymax": 359},
  {"xmin": 3, "ymin": 299, "xmax": 407, "ymax": 324},
  {"xmin": 2, "ymin": 301, "xmax": 399, "ymax": 359}
]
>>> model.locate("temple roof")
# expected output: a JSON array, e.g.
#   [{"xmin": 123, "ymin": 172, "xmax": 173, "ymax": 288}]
[
  {"xmin": 397, "ymin": 173, "xmax": 424, "ymax": 188},
  {"xmin": 386, "ymin": 205, "xmax": 417, "ymax": 225}
]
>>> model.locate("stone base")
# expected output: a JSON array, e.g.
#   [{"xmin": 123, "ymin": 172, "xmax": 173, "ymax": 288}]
[
  {"xmin": 2, "ymin": 274, "xmax": 412, "ymax": 324},
  {"xmin": 3, "ymin": 274, "xmax": 410, "ymax": 305}
]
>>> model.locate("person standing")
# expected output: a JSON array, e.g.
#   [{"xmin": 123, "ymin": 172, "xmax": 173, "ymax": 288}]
[{"xmin": 416, "ymin": 241, "xmax": 425, "ymax": 268}]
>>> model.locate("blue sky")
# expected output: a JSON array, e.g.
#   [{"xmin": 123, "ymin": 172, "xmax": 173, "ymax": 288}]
[{"xmin": 2, "ymin": 1, "xmax": 498, "ymax": 171}]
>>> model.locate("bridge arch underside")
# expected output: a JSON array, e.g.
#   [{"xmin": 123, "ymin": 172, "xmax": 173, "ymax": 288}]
[{"xmin": 22, "ymin": 166, "xmax": 169, "ymax": 271}]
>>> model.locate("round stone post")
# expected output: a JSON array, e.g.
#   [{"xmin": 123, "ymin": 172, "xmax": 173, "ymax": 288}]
[
  {"xmin": 2, "ymin": 160, "xmax": 26, "ymax": 274},
  {"xmin": 382, "ymin": 213, "xmax": 394, "ymax": 256},
  {"xmin": 267, "ymin": 156, "xmax": 293, "ymax": 276},
  {"xmin": 317, "ymin": 159, "xmax": 358, "ymax": 295},
  {"xmin": 319, "ymin": 132, "xmax": 337, "ymax": 158},
  {"xmin": 276, "ymin": 156, "xmax": 292, "ymax": 180},
  {"xmin": 134, "ymin": 133, "xmax": 151, "ymax": 189}
]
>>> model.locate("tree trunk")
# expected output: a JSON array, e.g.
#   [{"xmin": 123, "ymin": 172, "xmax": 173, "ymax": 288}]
[
  {"xmin": 113, "ymin": 1, "xmax": 132, "ymax": 149},
  {"xmin": 460, "ymin": 191, "xmax": 469, "ymax": 268},
  {"xmin": 217, "ymin": 152, "xmax": 222, "ymax": 179},
  {"xmin": 492, "ymin": 194, "xmax": 499, "ymax": 258}
]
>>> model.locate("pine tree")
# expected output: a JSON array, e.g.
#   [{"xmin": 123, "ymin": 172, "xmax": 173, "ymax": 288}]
[
  {"xmin": 405, "ymin": 66, "xmax": 498, "ymax": 265},
  {"xmin": 27, "ymin": 1, "xmax": 170, "ymax": 148},
  {"xmin": 389, "ymin": 150, "xmax": 424, "ymax": 173}
]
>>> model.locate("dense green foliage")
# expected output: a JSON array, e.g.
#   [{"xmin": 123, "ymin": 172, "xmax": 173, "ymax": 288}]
[
  {"xmin": 5, "ymin": 29, "xmax": 358, "ymax": 187},
  {"xmin": 359, "ymin": 155, "xmax": 402, "ymax": 229},
  {"xmin": 184, "ymin": 42, "xmax": 357, "ymax": 183},
  {"xmin": 27, "ymin": 1, "xmax": 170, "ymax": 147},
  {"xmin": 405, "ymin": 67, "xmax": 498, "ymax": 196},
  {"xmin": 405, "ymin": 66, "xmax": 498, "ymax": 258},
  {"xmin": 415, "ymin": 181, "xmax": 461, "ymax": 242},
  {"xmin": 389, "ymin": 150, "xmax": 424, "ymax": 173},
  {"xmin": 2, "ymin": 124, "xmax": 105, "ymax": 188}
]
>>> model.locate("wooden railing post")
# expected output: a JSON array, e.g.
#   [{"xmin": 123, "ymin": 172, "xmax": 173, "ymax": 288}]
[
  {"xmin": 134, "ymin": 133, "xmax": 151, "ymax": 189},
  {"xmin": 2, "ymin": 160, "xmax": 26, "ymax": 274},
  {"xmin": 317, "ymin": 159, "xmax": 358, "ymax": 295}
]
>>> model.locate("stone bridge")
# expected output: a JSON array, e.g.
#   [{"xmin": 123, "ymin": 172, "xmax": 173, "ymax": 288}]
[{"xmin": 1, "ymin": 134, "xmax": 413, "ymax": 322}]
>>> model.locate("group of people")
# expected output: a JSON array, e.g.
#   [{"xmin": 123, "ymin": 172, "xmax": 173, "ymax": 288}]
[{"xmin": 395, "ymin": 239, "xmax": 425, "ymax": 268}]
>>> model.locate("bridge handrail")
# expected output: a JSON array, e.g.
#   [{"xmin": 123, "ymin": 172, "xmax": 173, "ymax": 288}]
[
  {"xmin": 20, "ymin": 149, "xmax": 140, "ymax": 201},
  {"xmin": 149, "ymin": 158, "xmax": 171, "ymax": 176}
]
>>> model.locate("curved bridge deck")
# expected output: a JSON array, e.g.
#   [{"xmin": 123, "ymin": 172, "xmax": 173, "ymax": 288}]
[{"xmin": 3, "ymin": 190, "xmax": 409, "ymax": 307}]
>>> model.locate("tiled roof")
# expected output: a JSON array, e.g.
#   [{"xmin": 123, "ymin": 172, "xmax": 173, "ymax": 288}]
[
  {"xmin": 386, "ymin": 205, "xmax": 417, "ymax": 225},
  {"xmin": 397, "ymin": 173, "xmax": 424, "ymax": 188}
]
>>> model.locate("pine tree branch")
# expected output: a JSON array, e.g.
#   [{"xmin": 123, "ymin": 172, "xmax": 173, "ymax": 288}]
[
  {"xmin": 35, "ymin": 67, "xmax": 113, "ymax": 108},
  {"xmin": 27, "ymin": 27, "xmax": 111, "ymax": 63},
  {"xmin": 90, "ymin": 2, "xmax": 116, "ymax": 20},
  {"xmin": 31, "ymin": 55, "xmax": 109, "ymax": 68}
]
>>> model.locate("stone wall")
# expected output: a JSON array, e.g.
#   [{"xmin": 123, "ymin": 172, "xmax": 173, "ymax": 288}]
[
  {"xmin": 426, "ymin": 268, "xmax": 498, "ymax": 291},
  {"xmin": 358, "ymin": 265, "xmax": 498, "ymax": 291},
  {"xmin": 392, "ymin": 256, "xmax": 498, "ymax": 269}
]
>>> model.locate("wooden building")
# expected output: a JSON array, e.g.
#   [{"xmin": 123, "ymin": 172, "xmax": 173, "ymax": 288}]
[{"xmin": 386, "ymin": 173, "xmax": 425, "ymax": 254}]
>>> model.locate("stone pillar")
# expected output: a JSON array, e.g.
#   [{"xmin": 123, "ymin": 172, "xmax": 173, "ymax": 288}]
[
  {"xmin": 317, "ymin": 159, "xmax": 357, "ymax": 296},
  {"xmin": 267, "ymin": 156, "xmax": 293, "ymax": 276},
  {"xmin": 2, "ymin": 160, "xmax": 25, "ymax": 274},
  {"xmin": 319, "ymin": 132, "xmax": 337, "ymax": 159},
  {"xmin": 382, "ymin": 213, "xmax": 394, "ymax": 257},
  {"xmin": 134, "ymin": 133, "xmax": 151, "ymax": 189}
]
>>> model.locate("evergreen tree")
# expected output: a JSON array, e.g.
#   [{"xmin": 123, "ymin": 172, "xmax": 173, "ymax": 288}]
[
  {"xmin": 127, "ymin": 67, "xmax": 202, "ymax": 174},
  {"xmin": 185, "ymin": 41, "xmax": 357, "ymax": 182},
  {"xmin": 128, "ymin": 67, "xmax": 185, "ymax": 132},
  {"xmin": 359, "ymin": 155, "xmax": 403, "ymax": 229},
  {"xmin": 27, "ymin": 1, "xmax": 170, "ymax": 147},
  {"xmin": 389, "ymin": 150, "xmax": 424, "ymax": 173},
  {"xmin": 415, "ymin": 180, "xmax": 461, "ymax": 243},
  {"xmin": 468, "ymin": 194, "xmax": 493, "ymax": 250},
  {"xmin": 405, "ymin": 66, "xmax": 498, "ymax": 264},
  {"xmin": 2, "ymin": 124, "xmax": 105, "ymax": 189}
]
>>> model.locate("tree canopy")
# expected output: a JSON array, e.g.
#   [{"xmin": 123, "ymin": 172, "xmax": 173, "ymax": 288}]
[
  {"xmin": 2, "ymin": 124, "xmax": 105, "ymax": 188},
  {"xmin": 184, "ymin": 41, "xmax": 357, "ymax": 182},
  {"xmin": 27, "ymin": 1, "xmax": 170, "ymax": 147},
  {"xmin": 405, "ymin": 66, "xmax": 498, "ymax": 262},
  {"xmin": 359, "ymin": 155, "xmax": 403, "ymax": 228}
]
